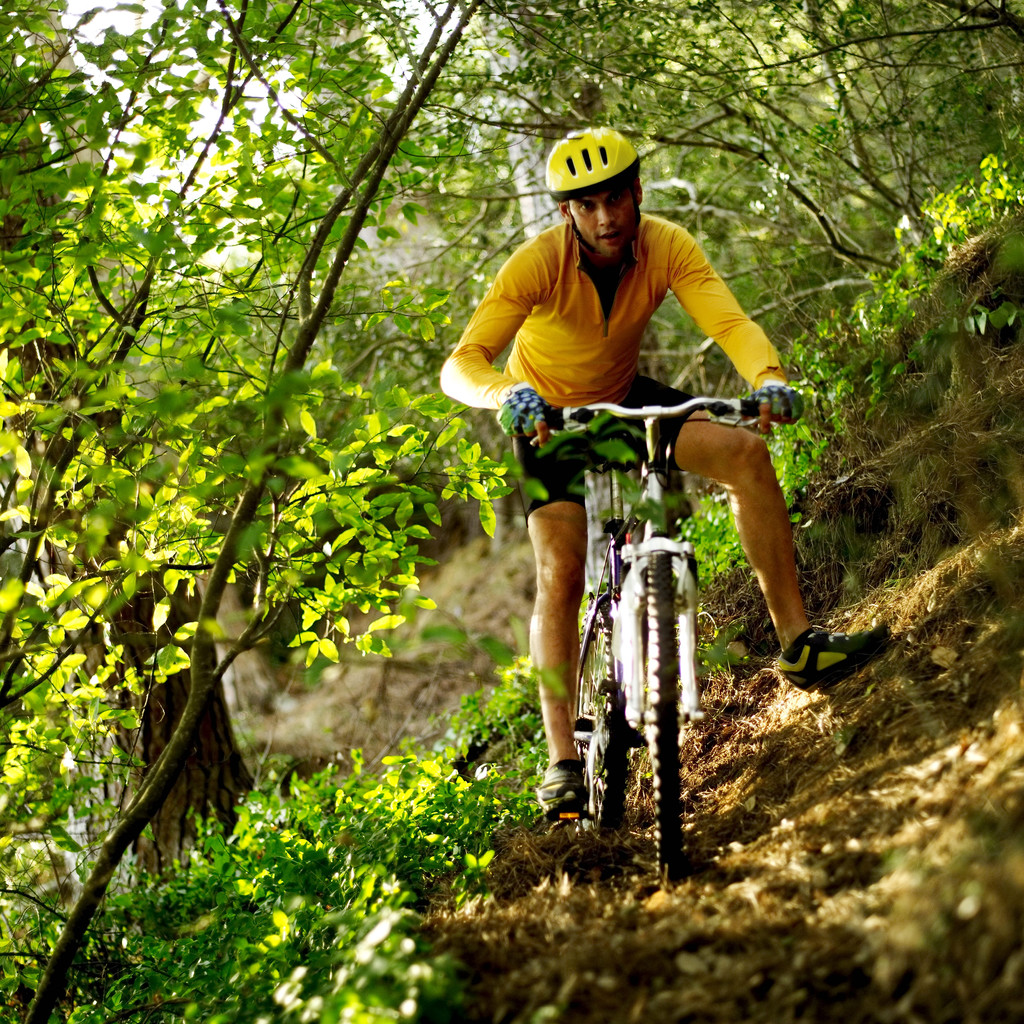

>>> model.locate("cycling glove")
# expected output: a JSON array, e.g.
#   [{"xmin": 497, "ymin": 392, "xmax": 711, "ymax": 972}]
[
  {"xmin": 497, "ymin": 383, "xmax": 552, "ymax": 436},
  {"xmin": 750, "ymin": 380, "xmax": 804, "ymax": 421}
]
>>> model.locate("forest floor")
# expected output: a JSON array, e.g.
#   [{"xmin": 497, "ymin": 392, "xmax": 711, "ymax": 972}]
[
  {"xmin": 247, "ymin": 532, "xmax": 537, "ymax": 778},
  {"xmin": 250, "ymin": 511, "xmax": 1024, "ymax": 1024}
]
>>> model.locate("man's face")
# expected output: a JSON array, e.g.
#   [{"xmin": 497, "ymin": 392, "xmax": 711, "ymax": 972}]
[{"xmin": 559, "ymin": 179, "xmax": 642, "ymax": 262}]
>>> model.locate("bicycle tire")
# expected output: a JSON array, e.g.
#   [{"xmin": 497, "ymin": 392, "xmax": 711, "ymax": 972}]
[
  {"xmin": 576, "ymin": 597, "xmax": 628, "ymax": 828},
  {"xmin": 645, "ymin": 550, "xmax": 686, "ymax": 878}
]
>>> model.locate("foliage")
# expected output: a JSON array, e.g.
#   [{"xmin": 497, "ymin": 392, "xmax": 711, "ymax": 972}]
[
  {"xmin": 791, "ymin": 154, "xmax": 1024, "ymax": 417},
  {"xmin": 0, "ymin": 375, "xmax": 507, "ymax": 934},
  {"xmin": 1, "ymin": 0, "xmax": 509, "ymax": 1016},
  {"xmin": 678, "ymin": 154, "xmax": 1024, "ymax": 587},
  {"xmin": 4, "ymin": 732, "xmax": 537, "ymax": 1022},
  {"xmin": 4, "ymin": 0, "xmax": 1024, "ymax": 1015},
  {"xmin": 438, "ymin": 655, "xmax": 547, "ymax": 776}
]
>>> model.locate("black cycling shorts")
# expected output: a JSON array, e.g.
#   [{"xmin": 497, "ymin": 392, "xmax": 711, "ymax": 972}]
[{"xmin": 511, "ymin": 375, "xmax": 694, "ymax": 517}]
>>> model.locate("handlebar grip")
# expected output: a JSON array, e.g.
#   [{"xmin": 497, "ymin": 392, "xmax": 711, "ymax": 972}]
[
  {"xmin": 548, "ymin": 406, "xmax": 599, "ymax": 429},
  {"xmin": 739, "ymin": 398, "xmax": 761, "ymax": 418}
]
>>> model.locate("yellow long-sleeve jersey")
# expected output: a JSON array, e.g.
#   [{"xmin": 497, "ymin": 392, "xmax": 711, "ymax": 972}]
[{"xmin": 440, "ymin": 214, "xmax": 784, "ymax": 410}]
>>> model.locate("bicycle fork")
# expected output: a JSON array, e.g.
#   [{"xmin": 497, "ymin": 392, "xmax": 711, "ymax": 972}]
[{"xmin": 613, "ymin": 537, "xmax": 704, "ymax": 727}]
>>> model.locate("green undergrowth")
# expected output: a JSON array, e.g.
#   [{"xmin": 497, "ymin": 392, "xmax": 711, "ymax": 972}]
[
  {"xmin": 687, "ymin": 154, "xmax": 1024, "ymax": 608},
  {"xmin": 10, "ymin": 665, "xmax": 543, "ymax": 1024}
]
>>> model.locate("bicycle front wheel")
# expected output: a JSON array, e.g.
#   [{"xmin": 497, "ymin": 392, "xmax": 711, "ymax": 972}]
[
  {"xmin": 646, "ymin": 551, "xmax": 685, "ymax": 879},
  {"xmin": 576, "ymin": 596, "xmax": 628, "ymax": 829}
]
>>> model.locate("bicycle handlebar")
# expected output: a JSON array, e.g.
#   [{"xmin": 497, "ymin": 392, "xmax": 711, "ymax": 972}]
[{"xmin": 547, "ymin": 396, "xmax": 763, "ymax": 431}]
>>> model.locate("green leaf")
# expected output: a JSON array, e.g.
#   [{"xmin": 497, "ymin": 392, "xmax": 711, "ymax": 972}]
[
  {"xmin": 277, "ymin": 455, "xmax": 326, "ymax": 479},
  {"xmin": 58, "ymin": 608, "xmax": 90, "ymax": 630},
  {"xmin": 153, "ymin": 599, "xmax": 170, "ymax": 632},
  {"xmin": 305, "ymin": 640, "xmax": 321, "ymax": 667},
  {"xmin": 367, "ymin": 614, "xmax": 405, "ymax": 632},
  {"xmin": 0, "ymin": 578, "xmax": 24, "ymax": 612},
  {"xmin": 478, "ymin": 501, "xmax": 496, "ymax": 538},
  {"xmin": 156, "ymin": 644, "xmax": 191, "ymax": 675},
  {"xmin": 987, "ymin": 301, "xmax": 1019, "ymax": 329},
  {"xmin": 50, "ymin": 825, "xmax": 83, "ymax": 853}
]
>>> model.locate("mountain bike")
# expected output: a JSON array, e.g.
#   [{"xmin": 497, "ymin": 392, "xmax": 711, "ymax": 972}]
[{"xmin": 554, "ymin": 396, "xmax": 762, "ymax": 879}]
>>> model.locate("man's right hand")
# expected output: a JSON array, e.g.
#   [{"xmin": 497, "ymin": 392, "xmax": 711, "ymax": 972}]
[{"xmin": 497, "ymin": 384, "xmax": 553, "ymax": 439}]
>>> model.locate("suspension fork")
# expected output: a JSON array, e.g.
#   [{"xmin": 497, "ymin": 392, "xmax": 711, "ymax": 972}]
[{"xmin": 676, "ymin": 541, "xmax": 702, "ymax": 721}]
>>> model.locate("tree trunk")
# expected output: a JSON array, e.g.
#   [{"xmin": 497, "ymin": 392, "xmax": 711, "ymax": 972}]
[
  {"xmin": 118, "ymin": 585, "xmax": 254, "ymax": 874},
  {"xmin": 134, "ymin": 666, "xmax": 253, "ymax": 873}
]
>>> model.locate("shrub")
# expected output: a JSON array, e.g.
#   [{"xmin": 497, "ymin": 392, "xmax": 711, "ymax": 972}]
[{"xmin": 7, "ymin": 712, "xmax": 537, "ymax": 1022}]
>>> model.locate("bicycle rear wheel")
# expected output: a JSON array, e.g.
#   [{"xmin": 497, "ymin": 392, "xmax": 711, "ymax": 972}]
[
  {"xmin": 645, "ymin": 551, "xmax": 685, "ymax": 878},
  {"xmin": 576, "ymin": 596, "xmax": 628, "ymax": 828}
]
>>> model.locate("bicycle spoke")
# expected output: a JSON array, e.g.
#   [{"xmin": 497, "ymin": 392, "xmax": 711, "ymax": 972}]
[{"xmin": 577, "ymin": 600, "xmax": 628, "ymax": 828}]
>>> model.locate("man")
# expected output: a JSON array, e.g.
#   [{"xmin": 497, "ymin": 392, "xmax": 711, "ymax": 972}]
[{"xmin": 440, "ymin": 128, "xmax": 887, "ymax": 820}]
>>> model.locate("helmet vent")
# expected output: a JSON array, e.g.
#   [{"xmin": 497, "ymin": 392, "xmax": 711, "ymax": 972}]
[
  {"xmin": 581, "ymin": 149, "xmax": 593, "ymax": 172},
  {"xmin": 599, "ymin": 146, "xmax": 608, "ymax": 166},
  {"xmin": 566, "ymin": 157, "xmax": 577, "ymax": 177}
]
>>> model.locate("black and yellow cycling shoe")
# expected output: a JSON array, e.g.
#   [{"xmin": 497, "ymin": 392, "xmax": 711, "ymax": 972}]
[
  {"xmin": 536, "ymin": 759, "xmax": 585, "ymax": 822},
  {"xmin": 778, "ymin": 624, "xmax": 890, "ymax": 692}
]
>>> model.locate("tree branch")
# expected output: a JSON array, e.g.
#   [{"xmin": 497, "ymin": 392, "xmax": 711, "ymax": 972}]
[
  {"xmin": 293, "ymin": 0, "xmax": 483, "ymax": 364},
  {"xmin": 215, "ymin": 0, "xmax": 338, "ymax": 168},
  {"xmin": 655, "ymin": 125, "xmax": 891, "ymax": 268}
]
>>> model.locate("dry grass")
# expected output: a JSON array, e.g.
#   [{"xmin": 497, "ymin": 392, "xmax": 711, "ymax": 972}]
[{"xmin": 426, "ymin": 546, "xmax": 1024, "ymax": 1021}]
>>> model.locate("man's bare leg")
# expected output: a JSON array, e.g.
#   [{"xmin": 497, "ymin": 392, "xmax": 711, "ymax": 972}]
[
  {"xmin": 526, "ymin": 501, "xmax": 588, "ymax": 765},
  {"xmin": 674, "ymin": 418, "xmax": 810, "ymax": 649}
]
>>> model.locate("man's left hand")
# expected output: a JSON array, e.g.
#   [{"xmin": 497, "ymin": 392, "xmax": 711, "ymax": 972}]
[{"xmin": 749, "ymin": 381, "xmax": 804, "ymax": 433}]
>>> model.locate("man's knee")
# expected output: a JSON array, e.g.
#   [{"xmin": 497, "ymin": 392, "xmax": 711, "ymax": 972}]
[
  {"xmin": 713, "ymin": 429, "xmax": 777, "ymax": 491},
  {"xmin": 739, "ymin": 428, "xmax": 776, "ymax": 472}
]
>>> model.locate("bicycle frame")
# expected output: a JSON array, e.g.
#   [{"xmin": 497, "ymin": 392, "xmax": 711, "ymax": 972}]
[
  {"xmin": 570, "ymin": 397, "xmax": 756, "ymax": 721},
  {"xmin": 567, "ymin": 396, "xmax": 759, "ymax": 875}
]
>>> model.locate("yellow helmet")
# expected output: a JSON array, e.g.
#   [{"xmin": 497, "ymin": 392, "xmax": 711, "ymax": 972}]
[{"xmin": 545, "ymin": 127, "xmax": 640, "ymax": 201}]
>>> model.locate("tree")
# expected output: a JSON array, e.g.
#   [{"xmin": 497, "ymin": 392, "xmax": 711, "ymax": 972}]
[
  {"xmin": 0, "ymin": 0, "xmax": 508, "ymax": 1017},
  {"xmin": 424, "ymin": 0, "xmax": 1024, "ymax": 378}
]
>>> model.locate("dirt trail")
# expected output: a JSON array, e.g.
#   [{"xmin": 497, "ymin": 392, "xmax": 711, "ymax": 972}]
[{"xmin": 421, "ymin": 527, "xmax": 1024, "ymax": 1022}]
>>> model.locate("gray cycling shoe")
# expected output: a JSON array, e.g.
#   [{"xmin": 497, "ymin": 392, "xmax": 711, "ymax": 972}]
[
  {"xmin": 536, "ymin": 759, "xmax": 585, "ymax": 821},
  {"xmin": 779, "ymin": 625, "xmax": 890, "ymax": 691}
]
